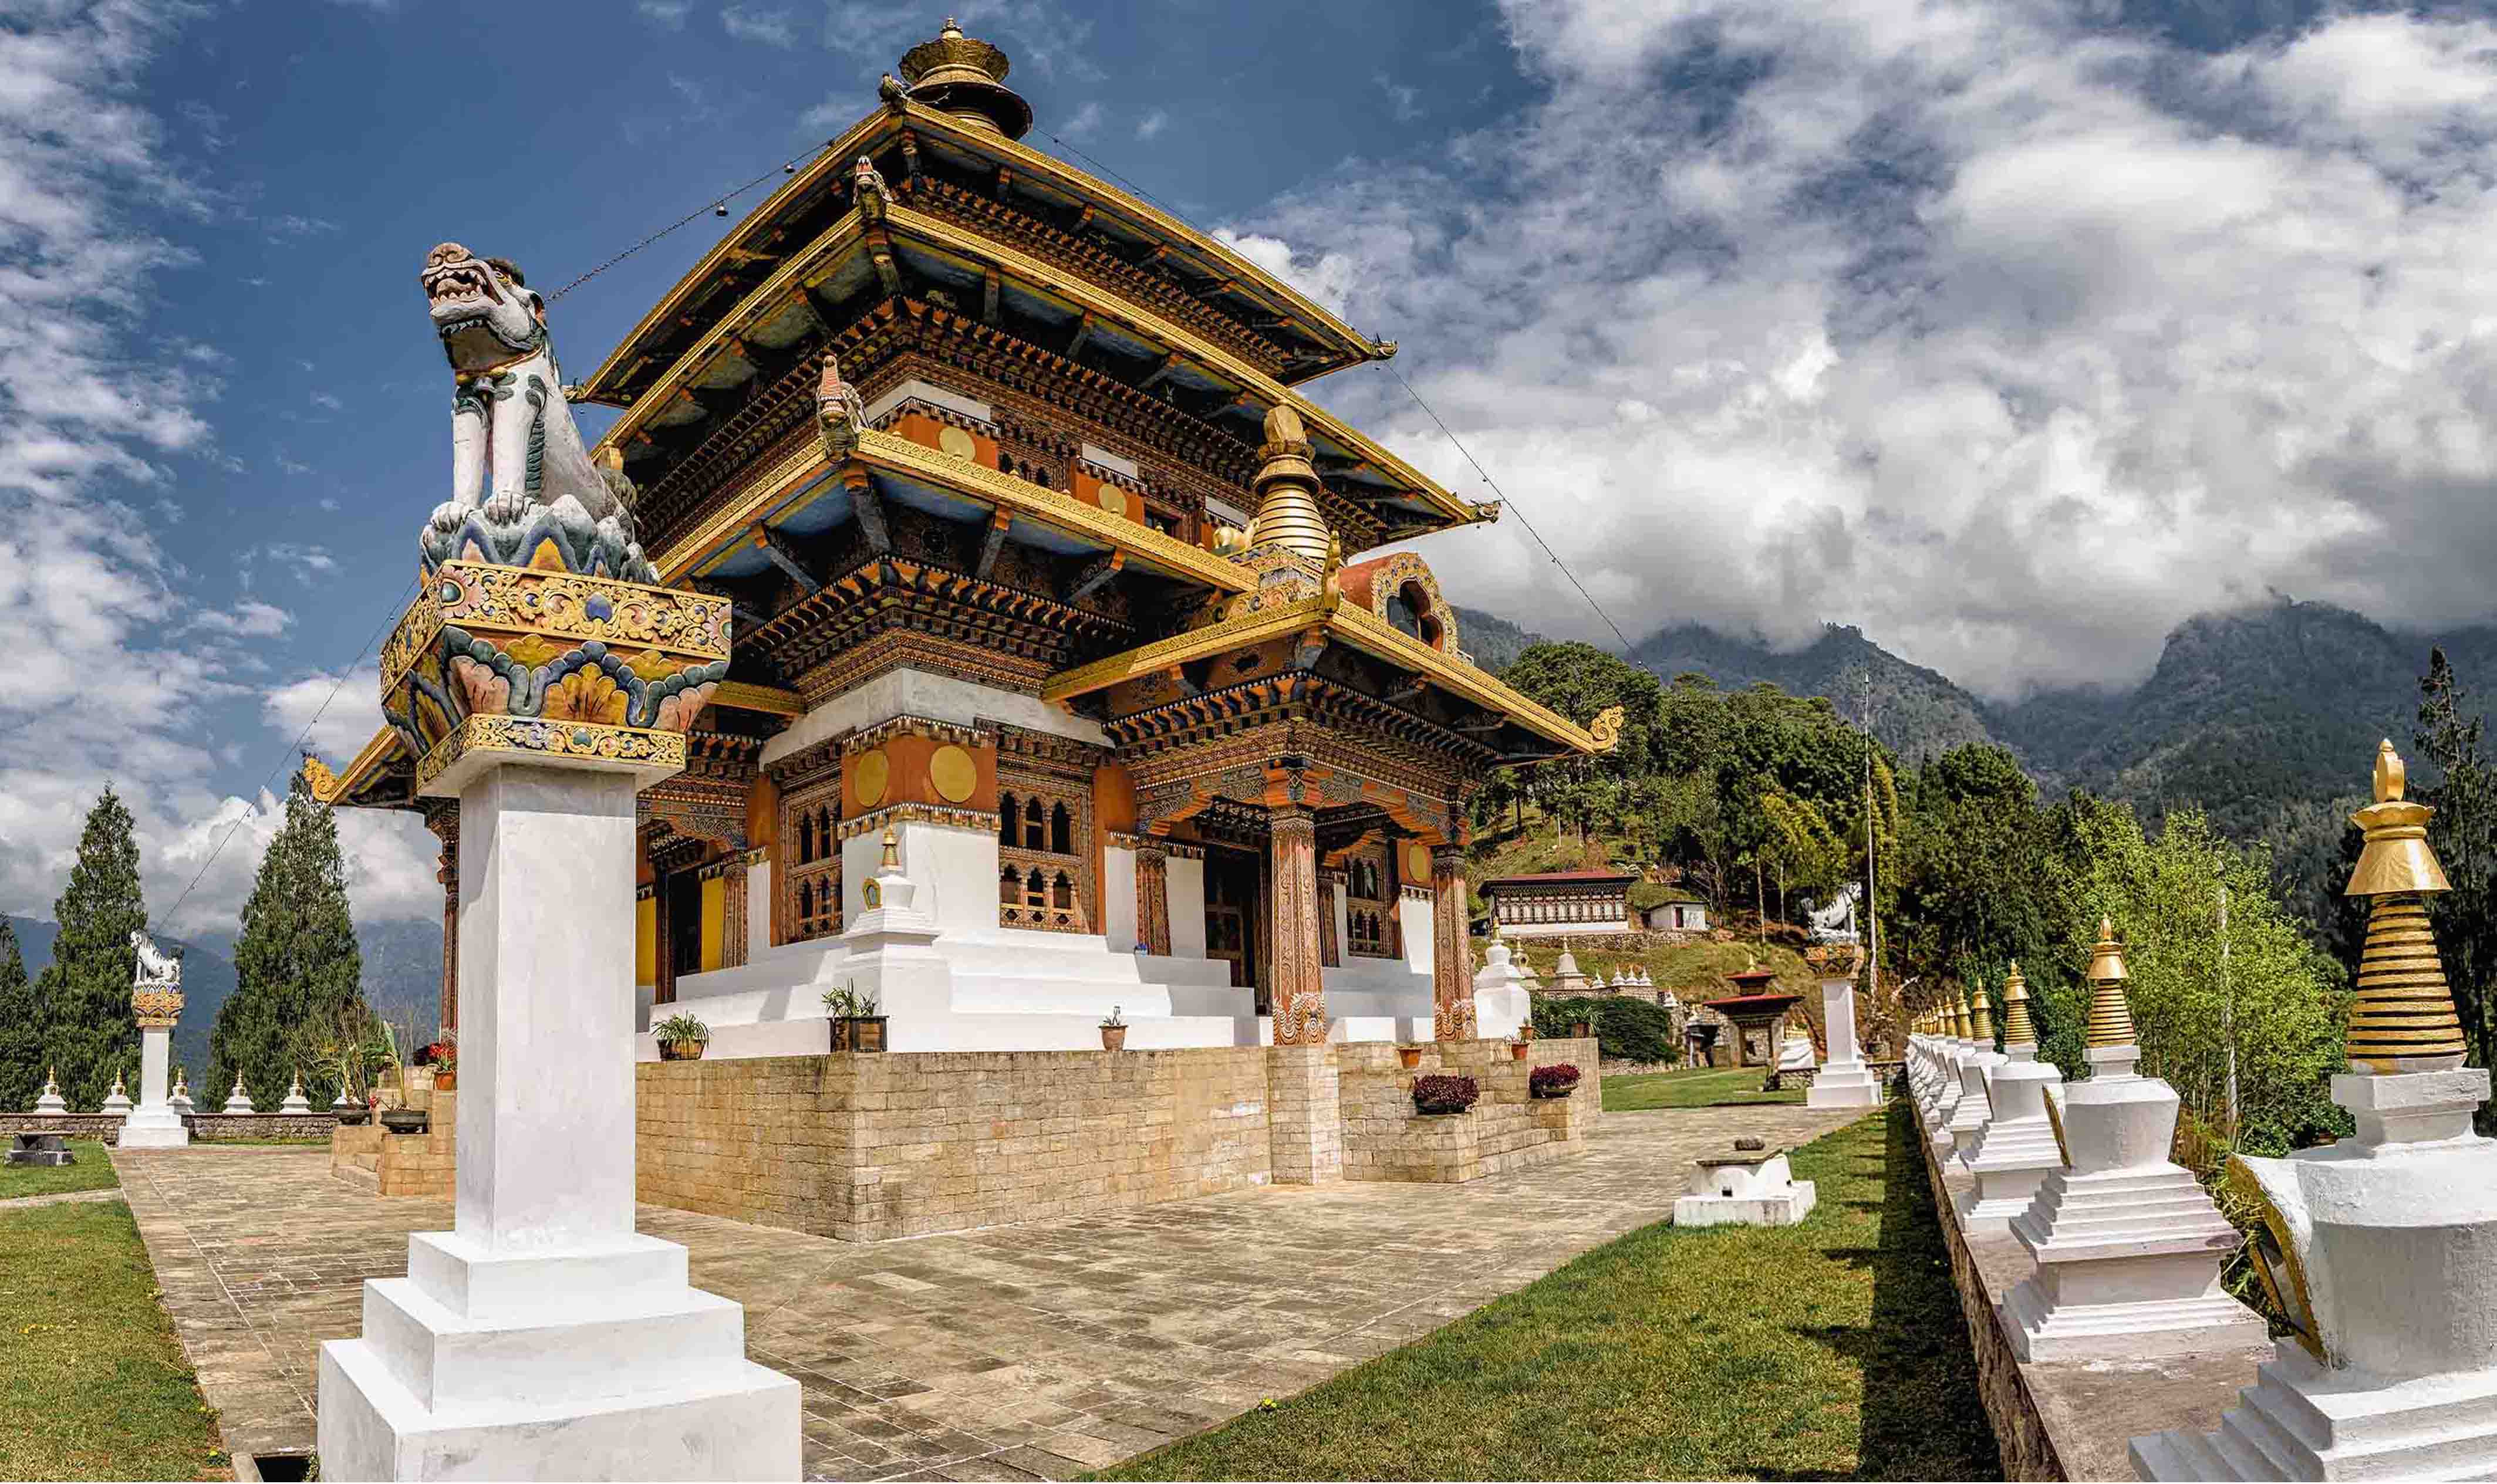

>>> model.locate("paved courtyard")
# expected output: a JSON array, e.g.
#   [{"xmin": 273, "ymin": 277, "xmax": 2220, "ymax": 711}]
[{"xmin": 116, "ymin": 1101, "xmax": 1868, "ymax": 1482}]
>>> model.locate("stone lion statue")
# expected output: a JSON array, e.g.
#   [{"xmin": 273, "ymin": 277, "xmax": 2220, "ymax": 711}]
[
  {"xmin": 420, "ymin": 243, "xmax": 654, "ymax": 582},
  {"xmin": 130, "ymin": 929, "xmax": 180, "ymax": 990}
]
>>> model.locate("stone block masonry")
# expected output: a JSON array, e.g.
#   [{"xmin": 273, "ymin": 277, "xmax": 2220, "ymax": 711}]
[
  {"xmin": 1337, "ymin": 1039, "xmax": 1599, "ymax": 1184},
  {"xmin": 330, "ymin": 1093, "xmax": 455, "ymax": 1196},
  {"xmin": 638, "ymin": 1037, "xmax": 1602, "ymax": 1241}
]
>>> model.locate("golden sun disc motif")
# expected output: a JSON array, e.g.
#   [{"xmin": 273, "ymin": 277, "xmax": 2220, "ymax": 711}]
[
  {"xmin": 937, "ymin": 426, "xmax": 977, "ymax": 461},
  {"xmin": 852, "ymin": 748, "xmax": 890, "ymax": 807},
  {"xmin": 929, "ymin": 744, "xmax": 977, "ymax": 803}
]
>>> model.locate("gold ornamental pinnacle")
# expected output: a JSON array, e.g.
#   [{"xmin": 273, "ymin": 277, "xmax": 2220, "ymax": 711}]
[
  {"xmin": 2000, "ymin": 962, "xmax": 2038, "ymax": 1049},
  {"xmin": 879, "ymin": 827, "xmax": 901, "ymax": 871},
  {"xmin": 2084, "ymin": 918, "xmax": 2137, "ymax": 1047},
  {"xmin": 2344, "ymin": 740, "xmax": 2465, "ymax": 1073},
  {"xmin": 1970, "ymin": 977, "xmax": 1995, "ymax": 1042},
  {"xmin": 1953, "ymin": 987, "xmax": 1973, "ymax": 1040}
]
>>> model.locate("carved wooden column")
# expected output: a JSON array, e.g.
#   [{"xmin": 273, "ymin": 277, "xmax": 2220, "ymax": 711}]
[
  {"xmin": 1318, "ymin": 870, "xmax": 1341, "ymax": 968},
  {"xmin": 1268, "ymin": 807, "xmax": 1328, "ymax": 1045},
  {"xmin": 720, "ymin": 856, "xmax": 750, "ymax": 970},
  {"xmin": 1135, "ymin": 844, "xmax": 1171, "ymax": 955},
  {"xmin": 1431, "ymin": 844, "xmax": 1474, "ymax": 1040},
  {"xmin": 423, "ymin": 802, "xmax": 459, "ymax": 1034}
]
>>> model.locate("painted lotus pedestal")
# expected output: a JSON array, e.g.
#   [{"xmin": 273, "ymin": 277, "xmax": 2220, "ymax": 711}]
[
  {"xmin": 1958, "ymin": 964, "xmax": 2064, "ymax": 1223},
  {"xmin": 1805, "ymin": 948, "xmax": 1880, "ymax": 1110},
  {"xmin": 2002, "ymin": 921, "xmax": 2262, "ymax": 1364},
  {"xmin": 316, "ymin": 246, "xmax": 795, "ymax": 1482},
  {"xmin": 2134, "ymin": 743, "xmax": 2497, "ymax": 1481}
]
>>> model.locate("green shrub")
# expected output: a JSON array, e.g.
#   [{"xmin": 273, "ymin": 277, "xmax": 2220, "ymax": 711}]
[{"xmin": 1532, "ymin": 996, "xmax": 1679, "ymax": 1064}]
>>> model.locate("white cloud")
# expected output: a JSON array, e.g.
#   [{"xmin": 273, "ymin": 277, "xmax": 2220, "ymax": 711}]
[
  {"xmin": 1060, "ymin": 100, "xmax": 1104, "ymax": 140},
  {"xmin": 263, "ymin": 664, "xmax": 382, "ymax": 763},
  {"xmin": 637, "ymin": 0, "xmax": 691, "ymax": 28},
  {"xmin": 309, "ymin": 389, "xmax": 341, "ymax": 410},
  {"xmin": 720, "ymin": 4, "xmax": 794, "ymax": 46},
  {"xmin": 1136, "ymin": 109, "xmax": 1168, "ymax": 141},
  {"xmin": 1375, "ymin": 73, "xmax": 1422, "ymax": 123},
  {"xmin": 0, "ymin": 1, "xmax": 436, "ymax": 937},
  {"xmin": 1231, "ymin": 1, "xmax": 2497, "ymax": 698}
]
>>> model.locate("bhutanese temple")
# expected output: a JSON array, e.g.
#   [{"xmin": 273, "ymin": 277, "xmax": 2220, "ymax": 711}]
[{"xmin": 309, "ymin": 19, "xmax": 1605, "ymax": 1058}]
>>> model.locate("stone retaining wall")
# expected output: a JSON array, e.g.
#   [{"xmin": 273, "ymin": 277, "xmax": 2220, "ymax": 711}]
[
  {"xmin": 1336, "ymin": 1039, "xmax": 1598, "ymax": 1184},
  {"xmin": 330, "ymin": 1093, "xmax": 455, "ymax": 1196},
  {"xmin": 639, "ymin": 1046, "xmax": 1283, "ymax": 1242},
  {"xmin": 0, "ymin": 1111, "xmax": 337, "ymax": 1145},
  {"xmin": 1914, "ymin": 1100, "xmax": 2272, "ymax": 1481}
]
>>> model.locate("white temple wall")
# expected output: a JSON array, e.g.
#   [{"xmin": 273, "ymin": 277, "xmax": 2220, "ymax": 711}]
[
  {"xmin": 842, "ymin": 819, "xmax": 998, "ymax": 937},
  {"xmin": 1398, "ymin": 891, "xmax": 1436, "ymax": 979},
  {"xmin": 1167, "ymin": 854, "xmax": 1207, "ymax": 958},
  {"xmin": 745, "ymin": 858, "xmax": 772, "ymax": 961},
  {"xmin": 1102, "ymin": 843, "xmax": 1138, "ymax": 949}
]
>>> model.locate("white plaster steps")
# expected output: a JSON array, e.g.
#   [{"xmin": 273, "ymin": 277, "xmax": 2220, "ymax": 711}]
[
  {"xmin": 2010, "ymin": 1167, "xmax": 2240, "ymax": 1255},
  {"xmin": 2136, "ymin": 1351, "xmax": 2497, "ymax": 1480},
  {"xmin": 2128, "ymin": 1423, "xmax": 2272, "ymax": 1481},
  {"xmin": 885, "ymin": 1012, "xmax": 1256, "ymax": 1052}
]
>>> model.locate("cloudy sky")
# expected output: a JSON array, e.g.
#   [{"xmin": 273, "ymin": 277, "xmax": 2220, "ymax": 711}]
[{"xmin": 5, "ymin": 0, "xmax": 2495, "ymax": 936}]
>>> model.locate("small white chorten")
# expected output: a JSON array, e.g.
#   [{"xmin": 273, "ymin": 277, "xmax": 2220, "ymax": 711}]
[
  {"xmin": 278, "ymin": 1073, "xmax": 312, "ymax": 1115},
  {"xmin": 100, "ymin": 1075, "xmax": 132, "ymax": 1115},
  {"xmin": 2002, "ymin": 919, "xmax": 2264, "ymax": 1362},
  {"xmin": 1957, "ymin": 963, "xmax": 2067, "ymax": 1222},
  {"xmin": 1946, "ymin": 981, "xmax": 2006, "ymax": 1161},
  {"xmin": 221, "ymin": 1074, "xmax": 258, "ymax": 1115},
  {"xmin": 33, "ymin": 1067, "xmax": 66, "ymax": 1114}
]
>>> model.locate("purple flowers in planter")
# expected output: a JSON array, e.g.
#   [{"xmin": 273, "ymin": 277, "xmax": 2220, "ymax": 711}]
[
  {"xmin": 1530, "ymin": 1063, "xmax": 1583, "ymax": 1099},
  {"xmin": 1412, "ymin": 1073, "xmax": 1480, "ymax": 1115}
]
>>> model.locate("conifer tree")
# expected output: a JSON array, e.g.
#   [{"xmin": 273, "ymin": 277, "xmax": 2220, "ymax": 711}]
[
  {"xmin": 210, "ymin": 770, "xmax": 367, "ymax": 1107},
  {"xmin": 36, "ymin": 787, "xmax": 147, "ymax": 1110},
  {"xmin": 0, "ymin": 919, "xmax": 43, "ymax": 1111}
]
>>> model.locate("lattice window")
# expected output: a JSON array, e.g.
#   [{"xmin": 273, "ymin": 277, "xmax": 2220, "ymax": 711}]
[
  {"xmin": 772, "ymin": 751, "xmax": 842, "ymax": 944},
  {"xmin": 994, "ymin": 726, "xmax": 1100, "ymax": 937},
  {"xmin": 1345, "ymin": 841, "xmax": 1395, "ymax": 959}
]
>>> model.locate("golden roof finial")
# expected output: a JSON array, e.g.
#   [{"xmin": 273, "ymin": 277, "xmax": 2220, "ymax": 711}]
[
  {"xmin": 1970, "ymin": 977, "xmax": 1995, "ymax": 1042},
  {"xmin": 2344, "ymin": 741, "xmax": 2465, "ymax": 1072},
  {"xmin": 2000, "ymin": 961, "xmax": 2037, "ymax": 1049},
  {"xmin": 1952, "ymin": 987, "xmax": 1972, "ymax": 1039},
  {"xmin": 896, "ymin": 15, "xmax": 1031, "ymax": 138},
  {"xmin": 2083, "ymin": 918, "xmax": 2137, "ymax": 1047},
  {"xmin": 879, "ymin": 827, "xmax": 901, "ymax": 871},
  {"xmin": 1242, "ymin": 404, "xmax": 1331, "ymax": 573}
]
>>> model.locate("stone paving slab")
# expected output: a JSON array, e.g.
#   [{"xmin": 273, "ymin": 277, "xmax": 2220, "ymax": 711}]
[{"xmin": 114, "ymin": 1102, "xmax": 1866, "ymax": 1481}]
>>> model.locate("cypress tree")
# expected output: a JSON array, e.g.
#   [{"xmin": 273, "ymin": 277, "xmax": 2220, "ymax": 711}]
[
  {"xmin": 36, "ymin": 787, "xmax": 148, "ymax": 1110},
  {"xmin": 0, "ymin": 919, "xmax": 42, "ymax": 1111},
  {"xmin": 211, "ymin": 770, "xmax": 367, "ymax": 1107}
]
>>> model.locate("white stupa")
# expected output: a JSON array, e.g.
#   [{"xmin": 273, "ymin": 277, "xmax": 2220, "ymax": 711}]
[
  {"xmin": 221, "ymin": 1074, "xmax": 258, "ymax": 1115},
  {"xmin": 278, "ymin": 1073, "xmax": 313, "ymax": 1115},
  {"xmin": 1956, "ymin": 963, "xmax": 2066, "ymax": 1221},
  {"xmin": 32, "ymin": 1067, "xmax": 66, "ymax": 1114},
  {"xmin": 100, "ymin": 1074, "xmax": 132, "ymax": 1115},
  {"xmin": 168, "ymin": 1071, "xmax": 194, "ymax": 1114},
  {"xmin": 1776, "ymin": 1016, "xmax": 1817, "ymax": 1071}
]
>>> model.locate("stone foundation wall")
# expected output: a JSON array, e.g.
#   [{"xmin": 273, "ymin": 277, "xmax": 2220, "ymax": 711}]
[
  {"xmin": 1336, "ymin": 1039, "xmax": 1598, "ymax": 1184},
  {"xmin": 639, "ymin": 1047, "xmax": 1281, "ymax": 1242},
  {"xmin": 331, "ymin": 1094, "xmax": 455, "ymax": 1196},
  {"xmin": 0, "ymin": 1111, "xmax": 338, "ymax": 1145}
]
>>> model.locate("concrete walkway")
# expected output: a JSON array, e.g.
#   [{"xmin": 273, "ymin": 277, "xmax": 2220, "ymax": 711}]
[{"xmin": 116, "ymin": 1101, "xmax": 1867, "ymax": 1482}]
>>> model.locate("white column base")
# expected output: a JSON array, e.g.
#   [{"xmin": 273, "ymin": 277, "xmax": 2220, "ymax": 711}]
[
  {"xmin": 119, "ymin": 1107, "xmax": 189, "ymax": 1148},
  {"xmin": 1675, "ymin": 1184, "xmax": 1818, "ymax": 1227},
  {"xmin": 2003, "ymin": 1162, "xmax": 2265, "ymax": 1362},
  {"xmin": 1807, "ymin": 1062, "xmax": 1881, "ymax": 1108},
  {"xmin": 2132, "ymin": 1342, "xmax": 2497, "ymax": 1481},
  {"xmin": 316, "ymin": 1232, "xmax": 798, "ymax": 1482},
  {"xmin": 1956, "ymin": 1114, "xmax": 2063, "ymax": 1222}
]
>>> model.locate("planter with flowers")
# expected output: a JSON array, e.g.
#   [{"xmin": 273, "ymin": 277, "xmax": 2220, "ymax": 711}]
[
  {"xmin": 654, "ymin": 1013, "xmax": 711, "ymax": 1062},
  {"xmin": 1099, "ymin": 1005, "xmax": 1128, "ymax": 1052},
  {"xmin": 821, "ymin": 983, "xmax": 888, "ymax": 1053},
  {"xmin": 1529, "ymin": 1063, "xmax": 1583, "ymax": 1100},
  {"xmin": 428, "ymin": 1036, "xmax": 457, "ymax": 1090},
  {"xmin": 1411, "ymin": 1074, "xmax": 1480, "ymax": 1117}
]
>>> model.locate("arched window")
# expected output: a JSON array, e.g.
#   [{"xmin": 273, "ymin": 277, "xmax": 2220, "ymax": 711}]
[
  {"xmin": 998, "ymin": 791, "xmax": 1018, "ymax": 846},
  {"xmin": 1050, "ymin": 802, "xmax": 1072, "ymax": 855},
  {"xmin": 1024, "ymin": 797, "xmax": 1045, "ymax": 851}
]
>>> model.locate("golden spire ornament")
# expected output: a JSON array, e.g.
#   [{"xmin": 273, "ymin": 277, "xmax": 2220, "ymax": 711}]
[
  {"xmin": 2083, "ymin": 917, "xmax": 2137, "ymax": 1047},
  {"xmin": 1954, "ymin": 988, "xmax": 1974, "ymax": 1040},
  {"xmin": 1970, "ymin": 977, "xmax": 1996, "ymax": 1043},
  {"xmin": 2344, "ymin": 740, "xmax": 2465, "ymax": 1073},
  {"xmin": 2000, "ymin": 961, "xmax": 2038, "ymax": 1050}
]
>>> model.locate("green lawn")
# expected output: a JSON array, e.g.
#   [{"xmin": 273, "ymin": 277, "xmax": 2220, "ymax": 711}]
[
  {"xmin": 0, "ymin": 1201, "xmax": 227, "ymax": 1480},
  {"xmin": 0, "ymin": 1137, "xmax": 120, "ymax": 1199},
  {"xmin": 1096, "ymin": 1106, "xmax": 1996, "ymax": 1482},
  {"xmin": 1604, "ymin": 1066, "xmax": 1806, "ymax": 1111}
]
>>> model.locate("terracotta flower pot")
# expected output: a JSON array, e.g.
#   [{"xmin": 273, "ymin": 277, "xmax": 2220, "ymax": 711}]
[
  {"xmin": 1397, "ymin": 1046, "xmax": 1423, "ymax": 1069},
  {"xmin": 1101, "ymin": 1025, "xmax": 1128, "ymax": 1052},
  {"xmin": 433, "ymin": 1070, "xmax": 457, "ymax": 1090},
  {"xmin": 1509, "ymin": 1042, "xmax": 1531, "ymax": 1060},
  {"xmin": 661, "ymin": 1039, "xmax": 705, "ymax": 1062}
]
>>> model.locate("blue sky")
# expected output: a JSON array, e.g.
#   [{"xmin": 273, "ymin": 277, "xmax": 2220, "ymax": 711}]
[{"xmin": 12, "ymin": 0, "xmax": 2497, "ymax": 935}]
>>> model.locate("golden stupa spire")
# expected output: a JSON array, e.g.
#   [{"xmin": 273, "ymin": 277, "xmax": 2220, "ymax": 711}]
[
  {"xmin": 2000, "ymin": 961, "xmax": 2037, "ymax": 1049},
  {"xmin": 1970, "ymin": 977, "xmax": 1995, "ymax": 1042},
  {"xmin": 2083, "ymin": 917, "xmax": 2137, "ymax": 1047},
  {"xmin": 1243, "ymin": 404, "xmax": 1332, "ymax": 572},
  {"xmin": 2344, "ymin": 740, "xmax": 2465, "ymax": 1073},
  {"xmin": 895, "ymin": 16, "xmax": 1033, "ymax": 138},
  {"xmin": 1952, "ymin": 987, "xmax": 1972, "ymax": 1040}
]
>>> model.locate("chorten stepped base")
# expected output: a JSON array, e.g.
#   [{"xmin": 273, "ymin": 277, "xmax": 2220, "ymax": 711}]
[
  {"xmin": 2002, "ymin": 1162, "xmax": 2264, "ymax": 1362},
  {"xmin": 1956, "ymin": 1060, "xmax": 2064, "ymax": 1222},
  {"xmin": 2130, "ymin": 1344, "xmax": 2497, "ymax": 1481}
]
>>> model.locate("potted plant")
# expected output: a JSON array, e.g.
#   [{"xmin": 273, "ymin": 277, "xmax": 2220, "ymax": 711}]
[
  {"xmin": 654, "ymin": 1013, "xmax": 711, "ymax": 1061},
  {"xmin": 1530, "ymin": 1063, "xmax": 1582, "ymax": 1100},
  {"xmin": 1396, "ymin": 1044, "xmax": 1423, "ymax": 1070},
  {"xmin": 379, "ymin": 1106, "xmax": 429, "ymax": 1135},
  {"xmin": 819, "ymin": 982, "xmax": 888, "ymax": 1053},
  {"xmin": 1570, "ymin": 1018, "xmax": 1594, "ymax": 1040},
  {"xmin": 427, "ymin": 1035, "xmax": 457, "ymax": 1090},
  {"xmin": 1100, "ymin": 1005, "xmax": 1128, "ymax": 1052},
  {"xmin": 1508, "ymin": 1036, "xmax": 1532, "ymax": 1061},
  {"xmin": 1411, "ymin": 1073, "xmax": 1480, "ymax": 1116}
]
